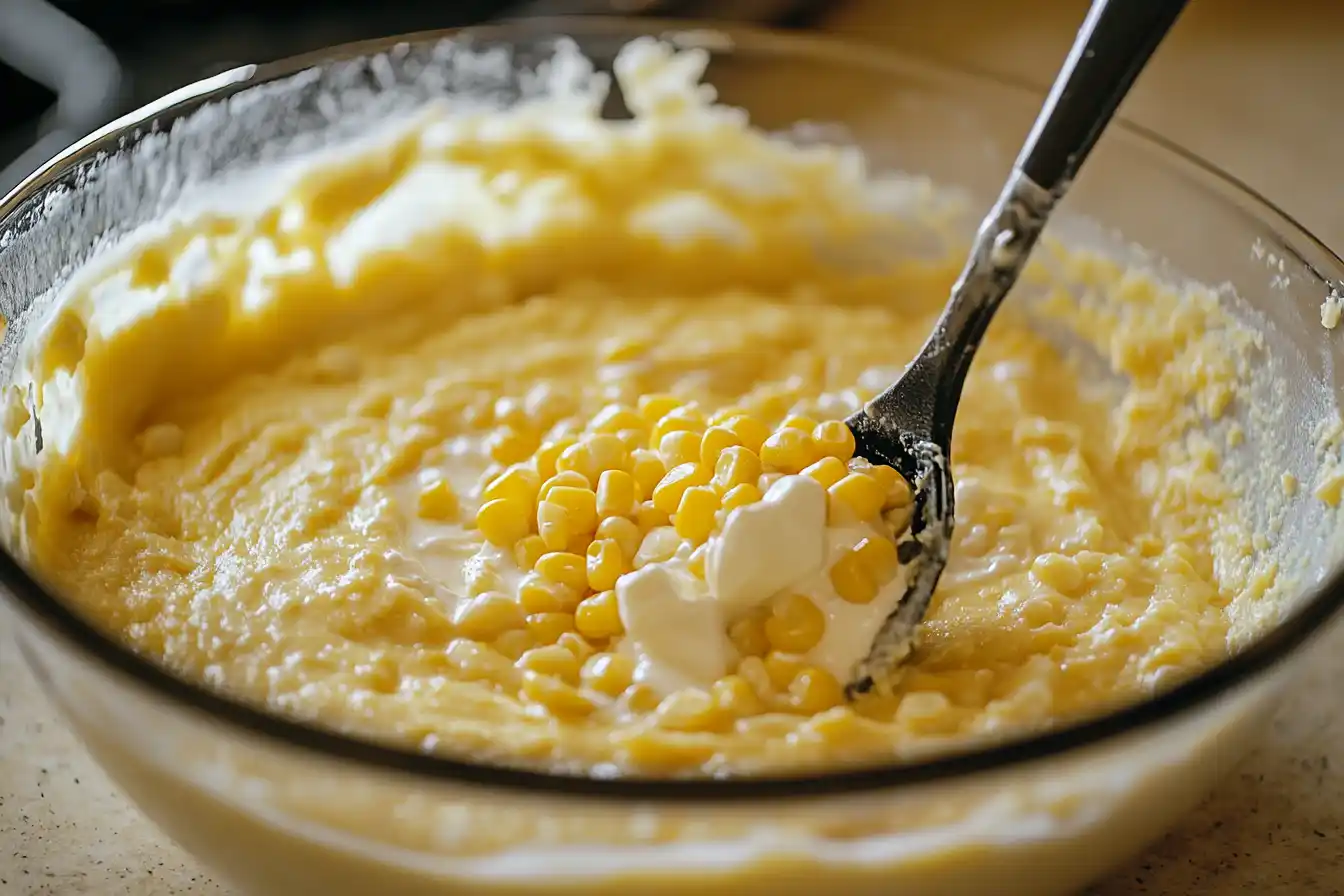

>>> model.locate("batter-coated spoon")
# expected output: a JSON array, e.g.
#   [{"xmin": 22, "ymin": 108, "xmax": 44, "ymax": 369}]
[{"xmin": 845, "ymin": 0, "xmax": 1188, "ymax": 695}]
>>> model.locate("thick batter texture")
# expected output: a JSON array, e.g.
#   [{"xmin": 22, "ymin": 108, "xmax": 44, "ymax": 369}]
[{"xmin": 18, "ymin": 40, "xmax": 1254, "ymax": 776}]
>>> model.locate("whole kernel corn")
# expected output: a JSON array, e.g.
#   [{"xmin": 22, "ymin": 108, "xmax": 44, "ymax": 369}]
[
  {"xmin": 830, "ymin": 549, "xmax": 879, "ymax": 604},
  {"xmin": 651, "ymin": 462, "xmax": 712, "ymax": 514},
  {"xmin": 712, "ymin": 445, "xmax": 762, "ymax": 492},
  {"xmin": 629, "ymin": 449, "xmax": 668, "ymax": 499},
  {"xmin": 520, "ymin": 670, "xmax": 596, "ymax": 717},
  {"xmin": 492, "ymin": 629, "xmax": 536, "ymax": 661},
  {"xmin": 526, "ymin": 612, "xmax": 577, "ymax": 645},
  {"xmin": 853, "ymin": 535, "xmax": 900, "ymax": 582},
  {"xmin": 492, "ymin": 397, "xmax": 529, "ymax": 430},
  {"xmin": 698, "ymin": 425, "xmax": 742, "ymax": 469},
  {"xmin": 535, "ymin": 500, "xmax": 573, "ymax": 551},
  {"xmin": 586, "ymin": 539, "xmax": 625, "ymax": 592},
  {"xmin": 1030, "ymin": 552, "xmax": 1085, "ymax": 595},
  {"xmin": 635, "ymin": 500, "xmax": 671, "ymax": 532},
  {"xmin": 444, "ymin": 639, "xmax": 519, "ymax": 686},
  {"xmin": 486, "ymin": 426, "xmax": 537, "ymax": 465},
  {"xmin": 722, "ymin": 414, "xmax": 771, "ymax": 453},
  {"xmin": 596, "ymin": 469, "xmax": 637, "ymax": 519},
  {"xmin": 535, "ymin": 437, "xmax": 577, "ymax": 479},
  {"xmin": 800, "ymin": 456, "xmax": 848, "ymax": 489},
  {"xmin": 867, "ymin": 463, "xmax": 912, "ymax": 507},
  {"xmin": 482, "ymin": 465, "xmax": 542, "ymax": 506},
  {"xmin": 585, "ymin": 433, "xmax": 630, "ymax": 474},
  {"xmin": 712, "ymin": 674, "xmax": 766, "ymax": 717},
  {"xmin": 812, "ymin": 420, "xmax": 857, "ymax": 461},
  {"xmin": 620, "ymin": 683, "xmax": 664, "ymax": 714},
  {"xmin": 476, "ymin": 498, "xmax": 531, "ymax": 546},
  {"xmin": 615, "ymin": 428, "xmax": 647, "ymax": 452},
  {"xmin": 658, "ymin": 430, "xmax": 702, "ymax": 468},
  {"xmin": 764, "ymin": 652, "xmax": 805, "ymax": 691},
  {"xmin": 517, "ymin": 573, "xmax": 576, "ymax": 614},
  {"xmin": 685, "ymin": 544, "xmax": 707, "ymax": 579},
  {"xmin": 452, "ymin": 592, "xmax": 525, "ymax": 641},
  {"xmin": 464, "ymin": 563, "xmax": 504, "ymax": 597},
  {"xmin": 575, "ymin": 590, "xmax": 624, "ymax": 640},
  {"xmin": 788, "ymin": 666, "xmax": 845, "ymax": 714},
  {"xmin": 555, "ymin": 441, "xmax": 598, "ymax": 483},
  {"xmin": 539, "ymin": 470, "xmax": 590, "ymax": 503},
  {"xmin": 637, "ymin": 394, "xmax": 682, "ymax": 424},
  {"xmin": 674, "ymin": 486, "xmax": 720, "ymax": 544},
  {"xmin": 780, "ymin": 414, "xmax": 819, "ymax": 433},
  {"xmin": 516, "ymin": 644, "xmax": 581, "ymax": 684},
  {"xmin": 721, "ymin": 482, "xmax": 764, "ymax": 513},
  {"xmin": 764, "ymin": 593, "xmax": 827, "ymax": 653},
  {"xmin": 760, "ymin": 427, "xmax": 818, "ymax": 474},
  {"xmin": 545, "ymin": 485, "xmax": 598, "ymax": 536},
  {"xmin": 596, "ymin": 515, "xmax": 641, "ymax": 559},
  {"xmin": 581, "ymin": 652, "xmax": 635, "ymax": 696},
  {"xmin": 708, "ymin": 405, "xmax": 748, "ymax": 425},
  {"xmin": 728, "ymin": 613, "xmax": 770, "ymax": 658},
  {"xmin": 651, "ymin": 407, "xmax": 707, "ymax": 445},
  {"xmin": 828, "ymin": 472, "xmax": 887, "ymax": 521},
  {"xmin": 634, "ymin": 526, "xmax": 681, "ymax": 568},
  {"xmin": 556, "ymin": 631, "xmax": 596, "ymax": 662},
  {"xmin": 535, "ymin": 552, "xmax": 589, "ymax": 592},
  {"xmin": 735, "ymin": 656, "xmax": 776, "ymax": 700},
  {"xmin": 589, "ymin": 404, "xmax": 645, "ymax": 434},
  {"xmin": 655, "ymin": 689, "xmax": 725, "ymax": 732},
  {"xmin": 417, "ymin": 478, "xmax": 459, "ymax": 521},
  {"xmin": 514, "ymin": 534, "xmax": 548, "ymax": 570}
]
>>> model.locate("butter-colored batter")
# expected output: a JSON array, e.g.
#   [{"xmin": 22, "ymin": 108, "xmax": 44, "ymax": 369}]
[{"xmin": 18, "ymin": 39, "xmax": 1258, "ymax": 777}]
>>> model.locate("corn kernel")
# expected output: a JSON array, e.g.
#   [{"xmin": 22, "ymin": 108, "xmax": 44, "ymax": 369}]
[
  {"xmin": 868, "ymin": 463, "xmax": 912, "ymax": 508},
  {"xmin": 581, "ymin": 652, "xmax": 635, "ymax": 696},
  {"xmin": 735, "ymin": 655, "xmax": 775, "ymax": 699},
  {"xmin": 444, "ymin": 639, "xmax": 518, "ymax": 686},
  {"xmin": 698, "ymin": 425, "xmax": 742, "ymax": 469},
  {"xmin": 629, "ymin": 449, "xmax": 668, "ymax": 499},
  {"xmin": 634, "ymin": 526, "xmax": 681, "ymax": 568},
  {"xmin": 760, "ymin": 427, "xmax": 818, "ymax": 474},
  {"xmin": 721, "ymin": 414, "xmax": 771, "ymax": 453},
  {"xmin": 575, "ymin": 589, "xmax": 624, "ymax": 639},
  {"xmin": 674, "ymin": 485, "xmax": 720, "ymax": 544},
  {"xmin": 517, "ymin": 573, "xmax": 578, "ymax": 614},
  {"xmin": 535, "ymin": 437, "xmax": 577, "ymax": 480},
  {"xmin": 830, "ymin": 550, "xmax": 878, "ymax": 604},
  {"xmin": 483, "ymin": 465, "xmax": 542, "ymax": 506},
  {"xmin": 1030, "ymin": 553, "xmax": 1085, "ymax": 595},
  {"xmin": 520, "ymin": 670, "xmax": 596, "ymax": 717},
  {"xmin": 781, "ymin": 414, "xmax": 819, "ymax": 432},
  {"xmin": 812, "ymin": 420, "xmax": 857, "ymax": 462},
  {"xmin": 651, "ymin": 462, "xmax": 712, "ymax": 514},
  {"xmin": 417, "ymin": 478, "xmax": 459, "ymax": 521},
  {"xmin": 712, "ymin": 445, "xmax": 762, "ymax": 492},
  {"xmin": 764, "ymin": 652, "xmax": 805, "ymax": 691},
  {"xmin": 721, "ymin": 482, "xmax": 764, "ymax": 513},
  {"xmin": 617, "ymin": 729, "xmax": 715, "ymax": 769},
  {"xmin": 516, "ymin": 644, "xmax": 581, "ymax": 684},
  {"xmin": 486, "ymin": 426, "xmax": 537, "ymax": 465},
  {"xmin": 828, "ymin": 472, "xmax": 887, "ymax": 521},
  {"xmin": 555, "ymin": 441, "xmax": 597, "ymax": 484},
  {"xmin": 492, "ymin": 629, "xmax": 536, "ymax": 661},
  {"xmin": 712, "ymin": 675, "xmax": 765, "ymax": 717},
  {"xmin": 526, "ymin": 612, "xmax": 577, "ymax": 645},
  {"xmin": 658, "ymin": 430, "xmax": 702, "ymax": 468},
  {"xmin": 788, "ymin": 666, "xmax": 845, "ymax": 714},
  {"xmin": 586, "ymin": 539, "xmax": 625, "ymax": 592},
  {"xmin": 476, "ymin": 498, "xmax": 531, "ymax": 546},
  {"xmin": 600, "ymin": 334, "xmax": 651, "ymax": 363},
  {"xmin": 545, "ymin": 486, "xmax": 598, "ymax": 536},
  {"xmin": 635, "ymin": 500, "xmax": 671, "ymax": 532},
  {"xmin": 728, "ymin": 613, "xmax": 770, "ymax": 658},
  {"xmin": 535, "ymin": 551, "xmax": 589, "ymax": 592},
  {"xmin": 514, "ymin": 534, "xmax": 548, "ymax": 570},
  {"xmin": 621, "ymin": 683, "xmax": 664, "ymax": 714},
  {"xmin": 764, "ymin": 593, "xmax": 826, "ymax": 653},
  {"xmin": 685, "ymin": 544, "xmax": 707, "ymax": 579},
  {"xmin": 535, "ymin": 500, "xmax": 573, "ymax": 552},
  {"xmin": 800, "ymin": 456, "xmax": 848, "ymax": 489},
  {"xmin": 596, "ymin": 515, "xmax": 641, "ymax": 559},
  {"xmin": 492, "ymin": 396, "xmax": 529, "ymax": 430},
  {"xmin": 538, "ymin": 470, "xmax": 590, "ymax": 503},
  {"xmin": 637, "ymin": 394, "xmax": 682, "ymax": 425},
  {"xmin": 589, "ymin": 404, "xmax": 645, "ymax": 435},
  {"xmin": 464, "ymin": 562, "xmax": 503, "ymax": 596},
  {"xmin": 651, "ymin": 407, "xmax": 707, "ymax": 445},
  {"xmin": 585, "ymin": 433, "xmax": 630, "ymax": 474},
  {"xmin": 853, "ymin": 535, "xmax": 900, "ymax": 581},
  {"xmin": 453, "ymin": 592, "xmax": 525, "ymax": 641},
  {"xmin": 596, "ymin": 469, "xmax": 636, "ymax": 519},
  {"xmin": 557, "ymin": 631, "xmax": 596, "ymax": 662},
  {"xmin": 655, "ymin": 689, "xmax": 726, "ymax": 732},
  {"xmin": 708, "ymin": 405, "xmax": 748, "ymax": 425}
]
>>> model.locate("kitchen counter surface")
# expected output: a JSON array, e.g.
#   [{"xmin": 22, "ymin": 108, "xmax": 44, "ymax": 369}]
[{"xmin": 2, "ymin": 1, "xmax": 1342, "ymax": 893}]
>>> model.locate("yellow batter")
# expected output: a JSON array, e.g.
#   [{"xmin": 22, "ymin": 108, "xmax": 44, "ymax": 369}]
[{"xmin": 19, "ymin": 39, "xmax": 1256, "ymax": 777}]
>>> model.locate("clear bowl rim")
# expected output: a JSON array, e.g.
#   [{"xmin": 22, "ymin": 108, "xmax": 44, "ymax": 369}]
[{"xmin": 3, "ymin": 16, "xmax": 1344, "ymax": 802}]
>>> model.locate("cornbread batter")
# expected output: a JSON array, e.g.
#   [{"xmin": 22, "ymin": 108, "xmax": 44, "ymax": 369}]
[{"xmin": 16, "ymin": 38, "xmax": 1258, "ymax": 777}]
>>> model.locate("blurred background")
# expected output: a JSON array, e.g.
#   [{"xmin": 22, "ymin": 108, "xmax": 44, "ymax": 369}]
[{"xmin": 1, "ymin": 0, "xmax": 1339, "ymax": 245}]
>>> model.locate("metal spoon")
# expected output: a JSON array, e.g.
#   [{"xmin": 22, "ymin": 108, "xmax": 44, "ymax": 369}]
[{"xmin": 844, "ymin": 0, "xmax": 1188, "ymax": 695}]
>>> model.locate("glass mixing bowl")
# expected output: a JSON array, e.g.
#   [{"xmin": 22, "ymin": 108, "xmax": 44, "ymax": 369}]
[{"xmin": 3, "ymin": 18, "xmax": 1344, "ymax": 896}]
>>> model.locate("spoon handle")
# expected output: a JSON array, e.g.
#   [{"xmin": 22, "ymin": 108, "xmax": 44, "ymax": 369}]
[{"xmin": 857, "ymin": 0, "xmax": 1187, "ymax": 453}]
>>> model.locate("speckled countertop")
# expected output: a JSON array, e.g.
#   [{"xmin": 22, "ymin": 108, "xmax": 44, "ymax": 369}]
[{"xmin": 2, "ymin": 1, "xmax": 1343, "ymax": 893}]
